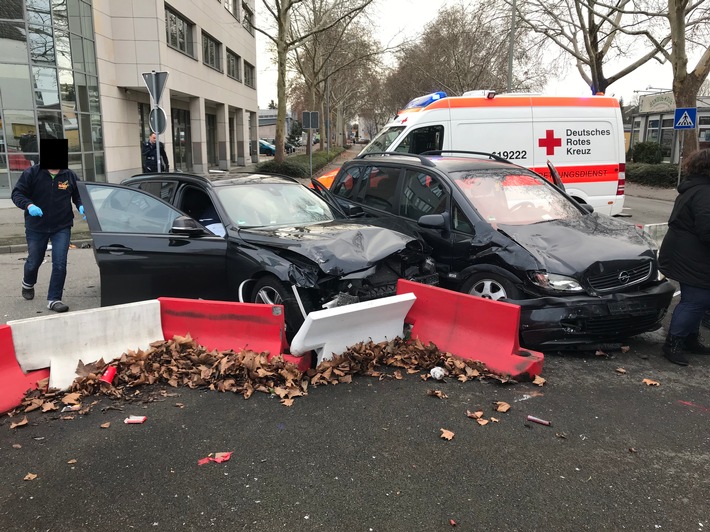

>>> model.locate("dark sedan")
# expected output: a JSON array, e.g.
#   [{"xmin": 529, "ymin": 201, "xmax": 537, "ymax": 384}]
[
  {"xmin": 76, "ymin": 173, "xmax": 437, "ymax": 336},
  {"xmin": 327, "ymin": 152, "xmax": 675, "ymax": 349}
]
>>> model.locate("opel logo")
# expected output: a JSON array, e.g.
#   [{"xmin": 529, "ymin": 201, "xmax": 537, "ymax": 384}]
[{"xmin": 618, "ymin": 271, "xmax": 630, "ymax": 284}]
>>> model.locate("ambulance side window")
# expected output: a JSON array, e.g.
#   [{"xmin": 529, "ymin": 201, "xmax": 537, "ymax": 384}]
[{"xmin": 394, "ymin": 125, "xmax": 444, "ymax": 154}]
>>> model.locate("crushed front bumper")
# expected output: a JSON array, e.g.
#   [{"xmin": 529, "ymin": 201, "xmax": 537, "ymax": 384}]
[{"xmin": 517, "ymin": 281, "xmax": 675, "ymax": 349}]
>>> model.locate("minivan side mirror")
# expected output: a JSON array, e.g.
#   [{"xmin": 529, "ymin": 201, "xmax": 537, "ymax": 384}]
[{"xmin": 418, "ymin": 213, "xmax": 446, "ymax": 229}]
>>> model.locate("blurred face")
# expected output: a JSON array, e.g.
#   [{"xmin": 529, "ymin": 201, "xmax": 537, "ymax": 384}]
[{"xmin": 149, "ymin": 134, "xmax": 156, "ymax": 143}]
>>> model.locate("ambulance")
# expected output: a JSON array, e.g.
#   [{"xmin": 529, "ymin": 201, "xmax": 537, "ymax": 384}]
[{"xmin": 356, "ymin": 90, "xmax": 626, "ymax": 216}]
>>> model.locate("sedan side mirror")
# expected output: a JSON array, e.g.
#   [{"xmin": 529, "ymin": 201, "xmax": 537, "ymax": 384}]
[
  {"xmin": 418, "ymin": 213, "xmax": 446, "ymax": 229},
  {"xmin": 344, "ymin": 204, "xmax": 364, "ymax": 217},
  {"xmin": 580, "ymin": 203, "xmax": 594, "ymax": 214},
  {"xmin": 171, "ymin": 215, "xmax": 206, "ymax": 235}
]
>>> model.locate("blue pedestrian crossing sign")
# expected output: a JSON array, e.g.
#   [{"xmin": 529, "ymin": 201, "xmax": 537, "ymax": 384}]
[{"xmin": 674, "ymin": 107, "xmax": 697, "ymax": 129}]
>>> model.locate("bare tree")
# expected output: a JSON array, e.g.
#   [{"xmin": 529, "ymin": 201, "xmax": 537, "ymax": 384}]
[
  {"xmin": 588, "ymin": 0, "xmax": 710, "ymax": 156},
  {"xmin": 383, "ymin": 1, "xmax": 549, "ymax": 108},
  {"xmin": 508, "ymin": 0, "xmax": 670, "ymax": 95},
  {"xmin": 252, "ymin": 0, "xmax": 373, "ymax": 162}
]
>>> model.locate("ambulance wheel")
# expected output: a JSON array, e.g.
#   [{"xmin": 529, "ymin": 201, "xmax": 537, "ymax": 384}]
[
  {"xmin": 251, "ymin": 276, "xmax": 304, "ymax": 341},
  {"xmin": 462, "ymin": 273, "xmax": 522, "ymax": 301}
]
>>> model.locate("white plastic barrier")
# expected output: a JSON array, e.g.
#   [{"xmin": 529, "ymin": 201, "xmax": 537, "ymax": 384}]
[
  {"xmin": 289, "ymin": 293, "xmax": 416, "ymax": 365},
  {"xmin": 8, "ymin": 300, "xmax": 163, "ymax": 390}
]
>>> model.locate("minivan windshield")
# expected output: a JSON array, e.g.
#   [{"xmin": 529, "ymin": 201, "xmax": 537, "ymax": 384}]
[
  {"xmin": 360, "ymin": 126, "xmax": 406, "ymax": 154},
  {"xmin": 450, "ymin": 169, "xmax": 585, "ymax": 226}
]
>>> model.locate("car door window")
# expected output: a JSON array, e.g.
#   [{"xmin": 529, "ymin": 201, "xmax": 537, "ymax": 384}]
[
  {"xmin": 361, "ymin": 166, "xmax": 400, "ymax": 214},
  {"xmin": 399, "ymin": 170, "xmax": 448, "ymax": 220},
  {"xmin": 179, "ymin": 187, "xmax": 225, "ymax": 236},
  {"xmin": 131, "ymin": 180, "xmax": 177, "ymax": 202},
  {"xmin": 452, "ymin": 202, "xmax": 474, "ymax": 234},
  {"xmin": 332, "ymin": 165, "xmax": 370, "ymax": 201},
  {"xmin": 86, "ymin": 183, "xmax": 182, "ymax": 234}
]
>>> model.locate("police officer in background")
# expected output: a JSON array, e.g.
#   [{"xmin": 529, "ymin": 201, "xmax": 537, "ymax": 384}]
[{"xmin": 142, "ymin": 133, "xmax": 169, "ymax": 173}]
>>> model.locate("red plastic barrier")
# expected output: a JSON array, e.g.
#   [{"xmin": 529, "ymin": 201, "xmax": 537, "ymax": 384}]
[
  {"xmin": 0, "ymin": 325, "xmax": 50, "ymax": 414},
  {"xmin": 396, "ymin": 280, "xmax": 544, "ymax": 380},
  {"xmin": 158, "ymin": 298, "xmax": 311, "ymax": 372}
]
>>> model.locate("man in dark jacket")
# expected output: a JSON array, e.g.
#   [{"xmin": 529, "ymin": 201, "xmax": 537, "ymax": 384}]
[
  {"xmin": 11, "ymin": 139, "xmax": 83, "ymax": 313},
  {"xmin": 658, "ymin": 148, "xmax": 710, "ymax": 365},
  {"xmin": 142, "ymin": 133, "xmax": 169, "ymax": 173}
]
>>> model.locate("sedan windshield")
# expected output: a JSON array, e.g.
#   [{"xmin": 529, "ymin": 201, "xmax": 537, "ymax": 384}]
[
  {"xmin": 360, "ymin": 126, "xmax": 406, "ymax": 154},
  {"xmin": 450, "ymin": 169, "xmax": 585, "ymax": 226},
  {"xmin": 216, "ymin": 183, "xmax": 335, "ymax": 227}
]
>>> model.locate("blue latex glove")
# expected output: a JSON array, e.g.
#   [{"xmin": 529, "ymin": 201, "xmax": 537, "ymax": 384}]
[
  {"xmin": 28, "ymin": 205, "xmax": 43, "ymax": 217},
  {"xmin": 78, "ymin": 205, "xmax": 86, "ymax": 220}
]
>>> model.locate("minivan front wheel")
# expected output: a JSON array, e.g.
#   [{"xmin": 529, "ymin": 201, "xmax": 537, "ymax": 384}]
[{"xmin": 462, "ymin": 273, "xmax": 522, "ymax": 301}]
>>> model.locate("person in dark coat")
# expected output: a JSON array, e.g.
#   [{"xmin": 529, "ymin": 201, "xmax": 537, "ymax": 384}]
[
  {"xmin": 142, "ymin": 133, "xmax": 169, "ymax": 173},
  {"xmin": 11, "ymin": 139, "xmax": 83, "ymax": 313},
  {"xmin": 658, "ymin": 148, "xmax": 710, "ymax": 365}
]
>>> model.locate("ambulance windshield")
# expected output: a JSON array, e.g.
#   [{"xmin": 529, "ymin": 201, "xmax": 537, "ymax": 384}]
[{"xmin": 360, "ymin": 126, "xmax": 406, "ymax": 154}]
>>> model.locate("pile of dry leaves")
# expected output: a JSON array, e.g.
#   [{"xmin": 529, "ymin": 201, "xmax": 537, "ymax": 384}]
[{"xmin": 14, "ymin": 334, "xmax": 508, "ymax": 415}]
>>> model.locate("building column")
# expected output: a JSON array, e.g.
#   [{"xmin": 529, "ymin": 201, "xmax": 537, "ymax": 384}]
[
  {"xmin": 235, "ymin": 108, "xmax": 247, "ymax": 166},
  {"xmin": 217, "ymin": 102, "xmax": 229, "ymax": 170},
  {"xmin": 249, "ymin": 110, "xmax": 258, "ymax": 163},
  {"xmin": 189, "ymin": 96, "xmax": 208, "ymax": 174}
]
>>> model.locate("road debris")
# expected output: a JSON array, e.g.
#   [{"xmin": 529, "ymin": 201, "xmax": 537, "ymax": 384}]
[
  {"xmin": 198, "ymin": 451, "xmax": 233, "ymax": 465},
  {"xmin": 124, "ymin": 415, "xmax": 147, "ymax": 424},
  {"xmin": 526, "ymin": 415, "xmax": 552, "ymax": 426}
]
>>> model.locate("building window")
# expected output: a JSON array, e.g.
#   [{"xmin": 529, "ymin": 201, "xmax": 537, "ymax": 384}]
[
  {"xmin": 165, "ymin": 7, "xmax": 194, "ymax": 57},
  {"xmin": 226, "ymin": 50, "xmax": 241, "ymax": 81},
  {"xmin": 225, "ymin": 0, "xmax": 239, "ymax": 19},
  {"xmin": 242, "ymin": 4, "xmax": 254, "ymax": 35},
  {"xmin": 202, "ymin": 32, "xmax": 221, "ymax": 71},
  {"xmin": 699, "ymin": 116, "xmax": 710, "ymax": 143},
  {"xmin": 244, "ymin": 61, "xmax": 255, "ymax": 88}
]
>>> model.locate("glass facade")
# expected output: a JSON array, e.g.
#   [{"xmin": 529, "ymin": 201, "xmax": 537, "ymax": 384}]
[{"xmin": 0, "ymin": 0, "xmax": 103, "ymax": 198}]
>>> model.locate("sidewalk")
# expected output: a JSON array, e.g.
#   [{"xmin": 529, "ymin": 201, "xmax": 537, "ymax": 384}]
[{"xmin": 0, "ymin": 145, "xmax": 361, "ymax": 253}]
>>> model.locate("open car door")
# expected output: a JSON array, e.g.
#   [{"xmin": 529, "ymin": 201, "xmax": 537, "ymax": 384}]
[{"xmin": 77, "ymin": 182, "xmax": 228, "ymax": 306}]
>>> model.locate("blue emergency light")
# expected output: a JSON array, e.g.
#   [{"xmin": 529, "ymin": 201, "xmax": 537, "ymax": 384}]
[{"xmin": 404, "ymin": 91, "xmax": 448, "ymax": 109}]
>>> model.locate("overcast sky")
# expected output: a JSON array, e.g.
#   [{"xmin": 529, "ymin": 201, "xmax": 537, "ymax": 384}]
[{"xmin": 255, "ymin": 0, "xmax": 678, "ymax": 109}]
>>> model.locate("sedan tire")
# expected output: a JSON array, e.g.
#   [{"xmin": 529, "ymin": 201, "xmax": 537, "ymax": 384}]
[{"xmin": 251, "ymin": 276, "xmax": 304, "ymax": 340}]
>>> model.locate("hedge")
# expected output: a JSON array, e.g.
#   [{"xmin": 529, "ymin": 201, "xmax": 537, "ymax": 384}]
[
  {"xmin": 255, "ymin": 147, "xmax": 345, "ymax": 178},
  {"xmin": 625, "ymin": 163, "xmax": 680, "ymax": 188}
]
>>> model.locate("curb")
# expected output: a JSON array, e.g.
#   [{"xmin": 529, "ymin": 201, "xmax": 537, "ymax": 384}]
[{"xmin": 0, "ymin": 238, "xmax": 93, "ymax": 255}]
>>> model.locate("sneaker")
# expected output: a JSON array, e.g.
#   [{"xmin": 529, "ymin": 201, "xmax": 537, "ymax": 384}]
[
  {"xmin": 47, "ymin": 301, "xmax": 69, "ymax": 313},
  {"xmin": 22, "ymin": 285, "xmax": 34, "ymax": 300}
]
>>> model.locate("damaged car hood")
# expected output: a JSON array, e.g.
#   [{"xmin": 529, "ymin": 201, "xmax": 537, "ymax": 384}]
[
  {"xmin": 500, "ymin": 214, "xmax": 655, "ymax": 276},
  {"xmin": 237, "ymin": 221, "xmax": 418, "ymax": 275}
]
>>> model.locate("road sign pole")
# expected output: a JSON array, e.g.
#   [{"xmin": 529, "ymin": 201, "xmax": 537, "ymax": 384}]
[
  {"xmin": 152, "ymin": 71, "xmax": 161, "ymax": 173},
  {"xmin": 677, "ymin": 134, "xmax": 684, "ymax": 187}
]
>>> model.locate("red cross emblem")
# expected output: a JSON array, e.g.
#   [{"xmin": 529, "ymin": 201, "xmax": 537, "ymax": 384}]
[{"xmin": 538, "ymin": 129, "xmax": 561, "ymax": 156}]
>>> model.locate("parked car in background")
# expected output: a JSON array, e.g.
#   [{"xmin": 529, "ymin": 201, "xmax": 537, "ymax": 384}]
[
  {"xmin": 76, "ymin": 173, "xmax": 438, "ymax": 338},
  {"xmin": 258, "ymin": 139, "xmax": 276, "ymax": 156},
  {"xmin": 326, "ymin": 151, "xmax": 675, "ymax": 350},
  {"xmin": 263, "ymin": 138, "xmax": 296, "ymax": 154}
]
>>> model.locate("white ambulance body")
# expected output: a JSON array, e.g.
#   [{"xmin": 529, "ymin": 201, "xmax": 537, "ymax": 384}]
[{"xmin": 361, "ymin": 91, "xmax": 626, "ymax": 216}]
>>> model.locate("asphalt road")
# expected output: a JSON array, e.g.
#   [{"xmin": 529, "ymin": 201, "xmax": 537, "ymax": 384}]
[{"xmin": 1, "ymin": 195, "xmax": 709, "ymax": 531}]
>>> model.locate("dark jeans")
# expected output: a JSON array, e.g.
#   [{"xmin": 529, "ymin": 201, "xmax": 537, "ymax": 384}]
[
  {"xmin": 668, "ymin": 282, "xmax": 710, "ymax": 337},
  {"xmin": 24, "ymin": 227, "xmax": 71, "ymax": 302}
]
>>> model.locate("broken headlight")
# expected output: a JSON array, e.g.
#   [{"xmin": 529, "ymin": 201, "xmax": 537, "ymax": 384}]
[{"xmin": 529, "ymin": 271, "xmax": 584, "ymax": 293}]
